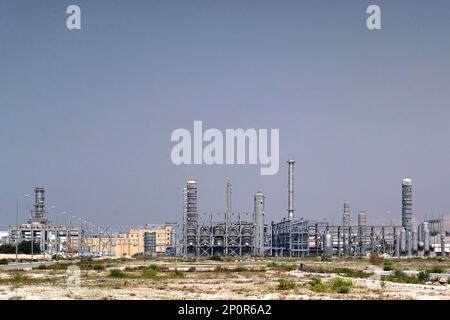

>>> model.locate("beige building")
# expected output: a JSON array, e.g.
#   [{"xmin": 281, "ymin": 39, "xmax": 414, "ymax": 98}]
[{"xmin": 83, "ymin": 224, "xmax": 174, "ymax": 257}]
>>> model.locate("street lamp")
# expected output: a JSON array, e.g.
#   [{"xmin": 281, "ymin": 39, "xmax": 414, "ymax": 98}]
[{"xmin": 15, "ymin": 193, "xmax": 31, "ymax": 263}]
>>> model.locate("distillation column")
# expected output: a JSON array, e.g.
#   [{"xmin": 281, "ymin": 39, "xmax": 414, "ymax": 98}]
[
  {"xmin": 358, "ymin": 210, "xmax": 367, "ymax": 256},
  {"xmin": 186, "ymin": 180, "xmax": 198, "ymax": 256},
  {"xmin": 254, "ymin": 192, "xmax": 265, "ymax": 257},
  {"xmin": 287, "ymin": 160, "xmax": 295, "ymax": 219}
]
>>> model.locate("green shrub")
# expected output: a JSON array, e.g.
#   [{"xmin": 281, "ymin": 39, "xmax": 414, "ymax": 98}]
[
  {"xmin": 266, "ymin": 262, "xmax": 279, "ymax": 268},
  {"xmin": 330, "ymin": 277, "xmax": 353, "ymax": 293},
  {"xmin": 187, "ymin": 267, "xmax": 196, "ymax": 272},
  {"xmin": 10, "ymin": 273, "xmax": 28, "ymax": 284},
  {"xmin": 429, "ymin": 266, "xmax": 444, "ymax": 274},
  {"xmin": 93, "ymin": 264, "xmax": 105, "ymax": 271},
  {"xmin": 281, "ymin": 264, "xmax": 297, "ymax": 272},
  {"xmin": 381, "ymin": 270, "xmax": 420, "ymax": 284},
  {"xmin": 417, "ymin": 271, "xmax": 431, "ymax": 282},
  {"xmin": 172, "ymin": 269, "xmax": 185, "ymax": 278},
  {"xmin": 336, "ymin": 286, "xmax": 350, "ymax": 294},
  {"xmin": 332, "ymin": 267, "xmax": 372, "ymax": 278},
  {"xmin": 142, "ymin": 268, "xmax": 158, "ymax": 279},
  {"xmin": 309, "ymin": 277, "xmax": 326, "ymax": 292},
  {"xmin": 36, "ymin": 264, "xmax": 49, "ymax": 270},
  {"xmin": 0, "ymin": 259, "xmax": 9, "ymax": 265},
  {"xmin": 383, "ymin": 260, "xmax": 393, "ymax": 271},
  {"xmin": 109, "ymin": 269, "xmax": 127, "ymax": 278},
  {"xmin": 148, "ymin": 264, "xmax": 160, "ymax": 272},
  {"xmin": 278, "ymin": 279, "xmax": 297, "ymax": 290}
]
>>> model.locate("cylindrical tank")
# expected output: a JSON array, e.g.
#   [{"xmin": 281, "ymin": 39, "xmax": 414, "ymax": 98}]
[
  {"xmin": 358, "ymin": 211, "xmax": 367, "ymax": 255},
  {"xmin": 323, "ymin": 231, "xmax": 333, "ymax": 257},
  {"xmin": 400, "ymin": 228, "xmax": 406, "ymax": 254},
  {"xmin": 423, "ymin": 222, "xmax": 430, "ymax": 255},
  {"xmin": 254, "ymin": 192, "xmax": 265, "ymax": 256},
  {"xmin": 395, "ymin": 230, "xmax": 400, "ymax": 257},
  {"xmin": 407, "ymin": 231, "xmax": 412, "ymax": 256},
  {"xmin": 412, "ymin": 230, "xmax": 418, "ymax": 253}
]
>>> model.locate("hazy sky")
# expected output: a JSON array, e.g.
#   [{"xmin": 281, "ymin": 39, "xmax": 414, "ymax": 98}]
[{"xmin": 1, "ymin": 0, "xmax": 449, "ymax": 229}]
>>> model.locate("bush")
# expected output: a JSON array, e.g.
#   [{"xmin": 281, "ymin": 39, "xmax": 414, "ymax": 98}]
[
  {"xmin": 332, "ymin": 267, "xmax": 372, "ymax": 278},
  {"xmin": 142, "ymin": 268, "xmax": 158, "ymax": 279},
  {"xmin": 148, "ymin": 264, "xmax": 160, "ymax": 272},
  {"xmin": 309, "ymin": 277, "xmax": 326, "ymax": 292},
  {"xmin": 330, "ymin": 277, "xmax": 353, "ymax": 293},
  {"xmin": 93, "ymin": 264, "xmax": 105, "ymax": 271},
  {"xmin": 109, "ymin": 269, "xmax": 127, "ymax": 278},
  {"xmin": 336, "ymin": 286, "xmax": 350, "ymax": 294},
  {"xmin": 0, "ymin": 259, "xmax": 9, "ymax": 265},
  {"xmin": 36, "ymin": 264, "xmax": 49, "ymax": 270},
  {"xmin": 172, "ymin": 269, "xmax": 185, "ymax": 278},
  {"xmin": 187, "ymin": 267, "xmax": 196, "ymax": 272},
  {"xmin": 266, "ymin": 262, "xmax": 279, "ymax": 268},
  {"xmin": 417, "ymin": 271, "xmax": 431, "ymax": 282},
  {"xmin": 278, "ymin": 279, "xmax": 297, "ymax": 290},
  {"xmin": 381, "ymin": 270, "xmax": 420, "ymax": 284},
  {"xmin": 429, "ymin": 266, "xmax": 444, "ymax": 274},
  {"xmin": 383, "ymin": 260, "xmax": 393, "ymax": 271},
  {"xmin": 281, "ymin": 264, "xmax": 297, "ymax": 272}
]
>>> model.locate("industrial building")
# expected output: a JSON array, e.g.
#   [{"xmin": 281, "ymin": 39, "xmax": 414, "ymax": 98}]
[
  {"xmin": 8, "ymin": 187, "xmax": 175, "ymax": 257},
  {"xmin": 180, "ymin": 160, "xmax": 448, "ymax": 258},
  {"xmin": 9, "ymin": 187, "xmax": 82, "ymax": 255},
  {"xmin": 83, "ymin": 224, "xmax": 174, "ymax": 257}
]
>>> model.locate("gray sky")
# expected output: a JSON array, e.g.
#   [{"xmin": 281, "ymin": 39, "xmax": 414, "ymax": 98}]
[{"xmin": 1, "ymin": 0, "xmax": 449, "ymax": 229}]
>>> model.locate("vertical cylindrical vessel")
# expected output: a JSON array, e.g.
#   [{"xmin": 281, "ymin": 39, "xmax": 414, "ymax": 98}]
[
  {"xmin": 423, "ymin": 222, "xmax": 430, "ymax": 256},
  {"xmin": 33, "ymin": 187, "xmax": 45, "ymax": 218},
  {"xmin": 407, "ymin": 231, "xmax": 412, "ymax": 256},
  {"xmin": 323, "ymin": 231, "xmax": 333, "ymax": 257},
  {"xmin": 441, "ymin": 233, "xmax": 446, "ymax": 257},
  {"xmin": 402, "ymin": 178, "xmax": 413, "ymax": 232},
  {"xmin": 395, "ymin": 229, "xmax": 400, "ymax": 257},
  {"xmin": 186, "ymin": 180, "xmax": 198, "ymax": 255},
  {"xmin": 358, "ymin": 211, "xmax": 366, "ymax": 255},
  {"xmin": 343, "ymin": 201, "xmax": 350, "ymax": 229},
  {"xmin": 287, "ymin": 160, "xmax": 295, "ymax": 218},
  {"xmin": 254, "ymin": 192, "xmax": 265, "ymax": 256},
  {"xmin": 400, "ymin": 228, "xmax": 406, "ymax": 254},
  {"xmin": 412, "ymin": 230, "xmax": 418, "ymax": 253}
]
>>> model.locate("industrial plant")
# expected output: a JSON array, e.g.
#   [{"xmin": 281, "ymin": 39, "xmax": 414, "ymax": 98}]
[
  {"xmin": 4, "ymin": 160, "xmax": 448, "ymax": 260},
  {"xmin": 178, "ymin": 160, "xmax": 448, "ymax": 259}
]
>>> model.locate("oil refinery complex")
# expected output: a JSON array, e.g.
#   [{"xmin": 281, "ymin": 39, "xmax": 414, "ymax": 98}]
[
  {"xmin": 4, "ymin": 160, "xmax": 449, "ymax": 259},
  {"xmin": 179, "ymin": 160, "xmax": 448, "ymax": 259}
]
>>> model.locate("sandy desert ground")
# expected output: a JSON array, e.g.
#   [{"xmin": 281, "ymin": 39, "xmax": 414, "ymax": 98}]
[{"xmin": 0, "ymin": 256, "xmax": 449, "ymax": 300}]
